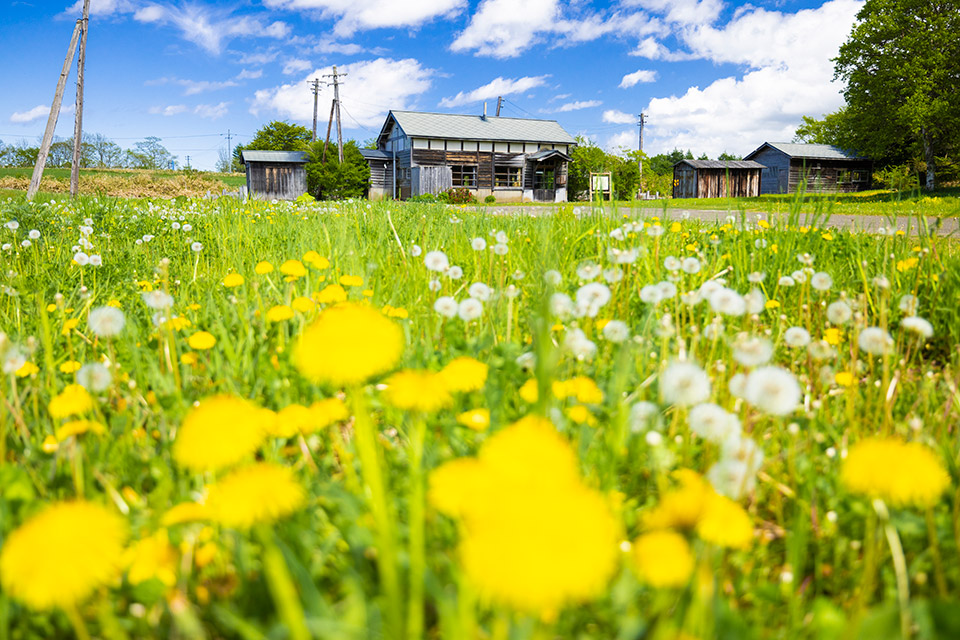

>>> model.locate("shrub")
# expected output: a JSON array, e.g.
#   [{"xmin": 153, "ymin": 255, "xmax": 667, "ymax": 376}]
[
  {"xmin": 873, "ymin": 164, "xmax": 920, "ymax": 191},
  {"xmin": 484, "ymin": 194, "xmax": 496, "ymax": 204},
  {"xmin": 445, "ymin": 188, "xmax": 477, "ymax": 204}
]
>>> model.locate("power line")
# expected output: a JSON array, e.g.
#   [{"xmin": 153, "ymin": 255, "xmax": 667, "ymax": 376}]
[{"xmin": 338, "ymin": 101, "xmax": 376, "ymax": 135}]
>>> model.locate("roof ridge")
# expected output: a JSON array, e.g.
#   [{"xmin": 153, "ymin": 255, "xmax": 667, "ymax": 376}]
[{"xmin": 390, "ymin": 109, "xmax": 561, "ymax": 124}]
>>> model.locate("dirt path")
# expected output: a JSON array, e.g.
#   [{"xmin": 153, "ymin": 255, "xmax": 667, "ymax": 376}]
[{"xmin": 480, "ymin": 205, "xmax": 959, "ymax": 236}]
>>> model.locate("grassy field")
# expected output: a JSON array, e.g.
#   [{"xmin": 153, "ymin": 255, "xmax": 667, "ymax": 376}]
[
  {"xmin": 0, "ymin": 167, "xmax": 245, "ymax": 198},
  {"xmin": 2, "ymin": 196, "xmax": 960, "ymax": 639}
]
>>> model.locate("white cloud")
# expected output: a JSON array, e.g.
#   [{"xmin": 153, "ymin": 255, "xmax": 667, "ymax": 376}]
[
  {"xmin": 64, "ymin": 0, "xmax": 135, "ymax": 16},
  {"xmin": 313, "ymin": 39, "xmax": 365, "ymax": 55},
  {"xmin": 452, "ymin": 0, "xmax": 660, "ymax": 58},
  {"xmin": 624, "ymin": 0, "xmax": 723, "ymax": 26},
  {"xmin": 555, "ymin": 100, "xmax": 602, "ymax": 112},
  {"xmin": 630, "ymin": 36, "xmax": 698, "ymax": 61},
  {"xmin": 149, "ymin": 104, "xmax": 189, "ymax": 116},
  {"xmin": 640, "ymin": 0, "xmax": 863, "ymax": 157},
  {"xmin": 237, "ymin": 50, "xmax": 280, "ymax": 65},
  {"xmin": 619, "ymin": 69, "xmax": 657, "ymax": 88},
  {"xmin": 439, "ymin": 75, "xmax": 549, "ymax": 108},
  {"xmin": 10, "ymin": 104, "xmax": 51, "ymax": 123},
  {"xmin": 236, "ymin": 68, "xmax": 263, "ymax": 80},
  {"xmin": 603, "ymin": 109, "xmax": 636, "ymax": 124},
  {"xmin": 251, "ymin": 57, "xmax": 434, "ymax": 128},
  {"xmin": 283, "ymin": 59, "xmax": 313, "ymax": 75},
  {"xmin": 262, "ymin": 0, "xmax": 466, "ymax": 36},
  {"xmin": 134, "ymin": 4, "xmax": 290, "ymax": 54},
  {"xmin": 147, "ymin": 77, "xmax": 240, "ymax": 95},
  {"xmin": 605, "ymin": 130, "xmax": 637, "ymax": 154},
  {"xmin": 194, "ymin": 102, "xmax": 230, "ymax": 119}
]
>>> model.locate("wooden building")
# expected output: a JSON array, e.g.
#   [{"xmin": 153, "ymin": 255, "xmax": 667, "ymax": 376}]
[
  {"xmin": 241, "ymin": 150, "xmax": 308, "ymax": 200},
  {"xmin": 361, "ymin": 110, "xmax": 576, "ymax": 202},
  {"xmin": 672, "ymin": 160, "xmax": 764, "ymax": 199},
  {"xmin": 743, "ymin": 142, "xmax": 872, "ymax": 194}
]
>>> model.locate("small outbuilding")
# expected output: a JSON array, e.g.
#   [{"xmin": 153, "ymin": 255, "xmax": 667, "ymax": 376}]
[
  {"xmin": 672, "ymin": 160, "xmax": 765, "ymax": 199},
  {"xmin": 241, "ymin": 150, "xmax": 309, "ymax": 200},
  {"xmin": 743, "ymin": 142, "xmax": 872, "ymax": 194}
]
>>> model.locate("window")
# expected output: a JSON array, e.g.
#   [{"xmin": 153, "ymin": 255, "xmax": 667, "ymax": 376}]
[
  {"xmin": 533, "ymin": 167, "xmax": 555, "ymax": 190},
  {"xmin": 853, "ymin": 170, "xmax": 869, "ymax": 182},
  {"xmin": 837, "ymin": 170, "xmax": 851, "ymax": 184},
  {"xmin": 495, "ymin": 166, "xmax": 521, "ymax": 187},
  {"xmin": 451, "ymin": 165, "xmax": 477, "ymax": 188}
]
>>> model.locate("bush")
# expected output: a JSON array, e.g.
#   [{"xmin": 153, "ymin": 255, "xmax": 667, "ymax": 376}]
[
  {"xmin": 484, "ymin": 195, "xmax": 496, "ymax": 204},
  {"xmin": 873, "ymin": 164, "xmax": 920, "ymax": 191},
  {"xmin": 445, "ymin": 188, "xmax": 477, "ymax": 204}
]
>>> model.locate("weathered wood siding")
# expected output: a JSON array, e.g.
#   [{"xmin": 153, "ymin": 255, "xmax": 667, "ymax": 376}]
[
  {"xmin": 245, "ymin": 162, "xmax": 307, "ymax": 200},
  {"xmin": 749, "ymin": 147, "xmax": 790, "ymax": 194},
  {"xmin": 673, "ymin": 166, "xmax": 696, "ymax": 198},
  {"xmin": 414, "ymin": 166, "xmax": 452, "ymax": 194},
  {"xmin": 788, "ymin": 159, "xmax": 873, "ymax": 194},
  {"xmin": 672, "ymin": 167, "xmax": 760, "ymax": 199}
]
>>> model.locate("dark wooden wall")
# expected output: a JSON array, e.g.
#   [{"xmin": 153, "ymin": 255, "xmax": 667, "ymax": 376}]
[
  {"xmin": 245, "ymin": 162, "xmax": 307, "ymax": 200},
  {"xmin": 750, "ymin": 148, "xmax": 790, "ymax": 194},
  {"xmin": 788, "ymin": 159, "xmax": 872, "ymax": 193},
  {"xmin": 672, "ymin": 167, "xmax": 760, "ymax": 199}
]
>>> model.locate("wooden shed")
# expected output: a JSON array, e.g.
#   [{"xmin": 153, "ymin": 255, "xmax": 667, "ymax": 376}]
[
  {"xmin": 362, "ymin": 110, "xmax": 576, "ymax": 202},
  {"xmin": 743, "ymin": 142, "xmax": 872, "ymax": 194},
  {"xmin": 672, "ymin": 160, "xmax": 764, "ymax": 199},
  {"xmin": 241, "ymin": 150, "xmax": 308, "ymax": 200}
]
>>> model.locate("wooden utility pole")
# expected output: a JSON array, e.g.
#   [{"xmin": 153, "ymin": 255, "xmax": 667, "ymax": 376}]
[
  {"xmin": 322, "ymin": 98, "xmax": 335, "ymax": 164},
  {"xmin": 496, "ymin": 96, "xmax": 503, "ymax": 117},
  {"xmin": 69, "ymin": 0, "xmax": 91, "ymax": 197},
  {"xmin": 27, "ymin": 20, "xmax": 83, "ymax": 200},
  {"xmin": 308, "ymin": 78, "xmax": 321, "ymax": 142},
  {"xmin": 323, "ymin": 66, "xmax": 347, "ymax": 163},
  {"xmin": 637, "ymin": 112, "xmax": 647, "ymax": 184}
]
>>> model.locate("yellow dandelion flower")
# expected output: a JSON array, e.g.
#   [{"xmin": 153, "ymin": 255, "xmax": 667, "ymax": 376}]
[
  {"xmin": 383, "ymin": 305, "xmax": 409, "ymax": 319},
  {"xmin": 291, "ymin": 296, "xmax": 315, "ymax": 313},
  {"xmin": 696, "ymin": 493, "xmax": 753, "ymax": 549},
  {"xmin": 519, "ymin": 378, "xmax": 538, "ymax": 403},
  {"xmin": 280, "ymin": 259, "xmax": 307, "ymax": 278},
  {"xmin": 15, "ymin": 361, "xmax": 39, "ymax": 378},
  {"xmin": 186, "ymin": 303, "xmax": 202, "ymax": 311},
  {"xmin": 188, "ymin": 331, "xmax": 217, "ymax": 350},
  {"xmin": 293, "ymin": 303, "xmax": 403, "ymax": 386},
  {"xmin": 269, "ymin": 403, "xmax": 315, "ymax": 438},
  {"xmin": 0, "ymin": 501, "xmax": 126, "ymax": 610},
  {"xmin": 181, "ymin": 352, "xmax": 198, "ymax": 365},
  {"xmin": 314, "ymin": 284, "xmax": 347, "ymax": 304},
  {"xmin": 48, "ymin": 384, "xmax": 94, "ymax": 419},
  {"xmin": 310, "ymin": 397, "xmax": 349, "ymax": 430},
  {"xmin": 124, "ymin": 529, "xmax": 177, "ymax": 587},
  {"xmin": 255, "ymin": 261, "xmax": 274, "ymax": 275},
  {"xmin": 382, "ymin": 369, "xmax": 452, "ymax": 412},
  {"xmin": 670, "ymin": 221, "xmax": 682, "ymax": 233},
  {"xmin": 266, "ymin": 305, "xmax": 294, "ymax": 322},
  {"xmin": 302, "ymin": 251, "xmax": 329, "ymax": 269},
  {"xmin": 206, "ymin": 463, "xmax": 305, "ymax": 528},
  {"xmin": 456, "ymin": 408, "xmax": 490, "ymax": 431},
  {"xmin": 824, "ymin": 328, "xmax": 842, "ymax": 345},
  {"xmin": 566, "ymin": 404, "xmax": 596, "ymax": 426},
  {"xmin": 222, "ymin": 273, "xmax": 245, "ymax": 288},
  {"xmin": 642, "ymin": 470, "xmax": 712, "ymax": 531},
  {"xmin": 58, "ymin": 360, "xmax": 82, "ymax": 374},
  {"xmin": 440, "ymin": 356, "xmax": 489, "ymax": 393},
  {"xmin": 162, "ymin": 502, "xmax": 209, "ymax": 526},
  {"xmin": 166, "ymin": 316, "xmax": 192, "ymax": 332},
  {"xmin": 555, "ymin": 376, "xmax": 603, "ymax": 404},
  {"xmin": 835, "ymin": 371, "xmax": 854, "ymax": 387},
  {"xmin": 362, "ymin": 289, "xmax": 374, "ymax": 298},
  {"xmin": 765, "ymin": 300, "xmax": 781, "ymax": 310},
  {"xmin": 55, "ymin": 420, "xmax": 107, "ymax": 440},
  {"xmin": 41, "ymin": 435, "xmax": 59, "ymax": 453},
  {"xmin": 841, "ymin": 438, "xmax": 949, "ymax": 508},
  {"xmin": 172, "ymin": 395, "xmax": 268, "ymax": 472},
  {"xmin": 107, "ymin": 299, "xmax": 122, "ymax": 308},
  {"xmin": 632, "ymin": 531, "xmax": 695, "ymax": 588},
  {"xmin": 428, "ymin": 458, "xmax": 486, "ymax": 518},
  {"xmin": 339, "ymin": 274, "xmax": 363, "ymax": 287}
]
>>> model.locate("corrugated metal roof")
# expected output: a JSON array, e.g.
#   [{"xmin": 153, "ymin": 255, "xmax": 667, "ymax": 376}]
[
  {"xmin": 240, "ymin": 150, "xmax": 308, "ymax": 163},
  {"xmin": 528, "ymin": 148, "xmax": 573, "ymax": 162},
  {"xmin": 676, "ymin": 159, "xmax": 765, "ymax": 169},
  {"xmin": 388, "ymin": 111, "xmax": 577, "ymax": 144},
  {"xmin": 359, "ymin": 149, "xmax": 392, "ymax": 160},
  {"xmin": 746, "ymin": 143, "xmax": 865, "ymax": 161}
]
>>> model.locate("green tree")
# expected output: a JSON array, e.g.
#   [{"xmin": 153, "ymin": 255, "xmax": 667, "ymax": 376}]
[
  {"xmin": 305, "ymin": 140, "xmax": 370, "ymax": 200},
  {"xmin": 568, "ymin": 136, "xmax": 609, "ymax": 200},
  {"xmin": 237, "ymin": 121, "xmax": 312, "ymax": 171},
  {"xmin": 125, "ymin": 137, "xmax": 175, "ymax": 170},
  {"xmin": 834, "ymin": 0, "xmax": 960, "ymax": 189},
  {"xmin": 718, "ymin": 151, "xmax": 743, "ymax": 161}
]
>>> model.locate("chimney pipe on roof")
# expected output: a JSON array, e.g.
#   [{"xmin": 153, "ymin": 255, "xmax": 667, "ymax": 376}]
[{"xmin": 482, "ymin": 101, "xmax": 487, "ymax": 120}]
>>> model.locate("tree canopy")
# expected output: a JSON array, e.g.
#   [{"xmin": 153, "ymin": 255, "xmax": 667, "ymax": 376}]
[
  {"xmin": 834, "ymin": 0, "xmax": 960, "ymax": 189},
  {"xmin": 235, "ymin": 121, "xmax": 313, "ymax": 171},
  {"xmin": 305, "ymin": 140, "xmax": 370, "ymax": 200}
]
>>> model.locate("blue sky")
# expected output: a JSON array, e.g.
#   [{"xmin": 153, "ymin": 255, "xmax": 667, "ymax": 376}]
[{"xmin": 1, "ymin": 0, "xmax": 862, "ymax": 169}]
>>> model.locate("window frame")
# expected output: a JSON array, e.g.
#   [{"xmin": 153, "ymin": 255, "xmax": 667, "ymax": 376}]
[
  {"xmin": 494, "ymin": 165, "xmax": 522, "ymax": 188},
  {"xmin": 451, "ymin": 164, "xmax": 478, "ymax": 188}
]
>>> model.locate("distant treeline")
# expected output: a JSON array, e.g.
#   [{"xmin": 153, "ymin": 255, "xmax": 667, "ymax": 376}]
[{"xmin": 0, "ymin": 134, "xmax": 177, "ymax": 171}]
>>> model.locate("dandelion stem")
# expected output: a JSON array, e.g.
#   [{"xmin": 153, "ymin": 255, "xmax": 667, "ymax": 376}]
[
  {"xmin": 350, "ymin": 391, "xmax": 403, "ymax": 638},
  {"xmin": 407, "ymin": 414, "xmax": 427, "ymax": 640},
  {"xmin": 876, "ymin": 502, "xmax": 911, "ymax": 639},
  {"xmin": 925, "ymin": 508, "xmax": 947, "ymax": 598},
  {"xmin": 254, "ymin": 525, "xmax": 311, "ymax": 640},
  {"xmin": 63, "ymin": 603, "xmax": 91, "ymax": 640}
]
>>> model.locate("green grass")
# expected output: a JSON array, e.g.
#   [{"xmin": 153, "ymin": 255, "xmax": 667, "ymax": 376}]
[
  {"xmin": 0, "ymin": 166, "xmax": 246, "ymax": 187},
  {"xmin": 2, "ymin": 196, "xmax": 960, "ymax": 639}
]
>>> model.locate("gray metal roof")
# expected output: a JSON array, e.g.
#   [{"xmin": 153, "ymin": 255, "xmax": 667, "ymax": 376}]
[
  {"xmin": 528, "ymin": 148, "xmax": 573, "ymax": 162},
  {"xmin": 746, "ymin": 142, "xmax": 865, "ymax": 161},
  {"xmin": 359, "ymin": 149, "xmax": 392, "ymax": 160},
  {"xmin": 676, "ymin": 159, "xmax": 765, "ymax": 170},
  {"xmin": 386, "ymin": 111, "xmax": 577, "ymax": 144},
  {"xmin": 240, "ymin": 150, "xmax": 308, "ymax": 163}
]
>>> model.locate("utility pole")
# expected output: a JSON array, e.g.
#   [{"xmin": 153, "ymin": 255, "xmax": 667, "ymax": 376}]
[
  {"xmin": 185, "ymin": 155, "xmax": 191, "ymax": 168},
  {"xmin": 322, "ymin": 98, "xmax": 335, "ymax": 164},
  {"xmin": 70, "ymin": 0, "xmax": 91, "ymax": 197},
  {"xmin": 308, "ymin": 78, "xmax": 321, "ymax": 142},
  {"xmin": 323, "ymin": 65, "xmax": 347, "ymax": 163},
  {"xmin": 496, "ymin": 96, "xmax": 503, "ymax": 117},
  {"xmin": 638, "ymin": 112, "xmax": 647, "ymax": 186},
  {"xmin": 222, "ymin": 129, "xmax": 233, "ymax": 171},
  {"xmin": 27, "ymin": 20, "xmax": 82, "ymax": 200}
]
